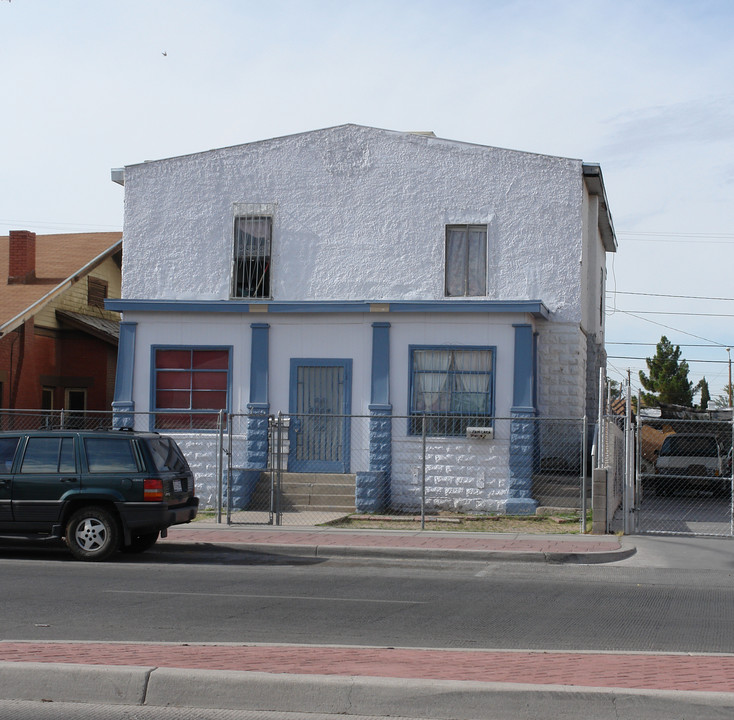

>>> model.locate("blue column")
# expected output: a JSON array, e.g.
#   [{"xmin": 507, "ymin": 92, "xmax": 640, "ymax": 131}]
[
  {"xmin": 112, "ymin": 322, "xmax": 136, "ymax": 428},
  {"xmin": 230, "ymin": 323, "xmax": 270, "ymax": 510},
  {"xmin": 357, "ymin": 322, "xmax": 392, "ymax": 512},
  {"xmin": 246, "ymin": 323, "xmax": 270, "ymax": 468},
  {"xmin": 507, "ymin": 323, "xmax": 538, "ymax": 515}
]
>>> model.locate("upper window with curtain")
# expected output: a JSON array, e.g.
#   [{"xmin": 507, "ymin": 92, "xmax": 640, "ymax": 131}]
[
  {"xmin": 409, "ymin": 346, "xmax": 494, "ymax": 436},
  {"xmin": 232, "ymin": 215, "xmax": 272, "ymax": 299},
  {"xmin": 445, "ymin": 224, "xmax": 487, "ymax": 297}
]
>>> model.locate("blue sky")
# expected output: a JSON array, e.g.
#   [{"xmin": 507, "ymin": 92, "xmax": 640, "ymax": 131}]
[{"xmin": 3, "ymin": 0, "xmax": 734, "ymax": 398}]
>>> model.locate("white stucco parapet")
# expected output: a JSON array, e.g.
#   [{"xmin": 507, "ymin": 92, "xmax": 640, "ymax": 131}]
[{"xmin": 121, "ymin": 124, "xmax": 589, "ymax": 323}]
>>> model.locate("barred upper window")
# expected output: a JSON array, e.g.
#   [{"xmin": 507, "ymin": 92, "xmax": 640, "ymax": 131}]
[
  {"xmin": 409, "ymin": 346, "xmax": 494, "ymax": 436},
  {"xmin": 445, "ymin": 224, "xmax": 487, "ymax": 297},
  {"xmin": 233, "ymin": 215, "xmax": 271, "ymax": 299}
]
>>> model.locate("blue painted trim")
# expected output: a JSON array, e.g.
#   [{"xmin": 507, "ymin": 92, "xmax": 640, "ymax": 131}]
[
  {"xmin": 288, "ymin": 358, "xmax": 352, "ymax": 473},
  {"xmin": 106, "ymin": 298, "xmax": 550, "ymax": 319},
  {"xmin": 249, "ymin": 323, "xmax": 270, "ymax": 406},
  {"xmin": 113, "ymin": 322, "xmax": 137, "ymax": 405},
  {"xmin": 370, "ymin": 322, "xmax": 390, "ymax": 407},
  {"xmin": 149, "ymin": 344, "xmax": 233, "ymax": 432},
  {"xmin": 512, "ymin": 324, "xmax": 535, "ymax": 411}
]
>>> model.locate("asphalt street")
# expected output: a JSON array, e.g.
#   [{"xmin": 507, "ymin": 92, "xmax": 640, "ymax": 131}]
[
  {"xmin": 1, "ymin": 530, "xmax": 734, "ymax": 718},
  {"xmin": 1, "ymin": 537, "xmax": 734, "ymax": 652}
]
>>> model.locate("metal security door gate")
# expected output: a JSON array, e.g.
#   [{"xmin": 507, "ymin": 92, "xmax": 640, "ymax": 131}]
[
  {"xmin": 288, "ymin": 359, "xmax": 351, "ymax": 473},
  {"xmin": 636, "ymin": 417, "xmax": 734, "ymax": 537}
]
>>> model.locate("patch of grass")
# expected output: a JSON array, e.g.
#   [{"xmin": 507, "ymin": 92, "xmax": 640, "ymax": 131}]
[{"xmin": 324, "ymin": 511, "xmax": 587, "ymax": 534}]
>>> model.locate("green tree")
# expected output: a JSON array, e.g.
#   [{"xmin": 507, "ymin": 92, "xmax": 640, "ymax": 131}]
[
  {"xmin": 696, "ymin": 377, "xmax": 710, "ymax": 410},
  {"xmin": 638, "ymin": 336, "xmax": 693, "ymax": 406},
  {"xmin": 712, "ymin": 383, "xmax": 734, "ymax": 408}
]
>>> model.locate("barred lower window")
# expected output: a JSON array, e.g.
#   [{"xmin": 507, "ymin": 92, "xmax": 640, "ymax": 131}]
[
  {"xmin": 233, "ymin": 215, "xmax": 272, "ymax": 298},
  {"xmin": 409, "ymin": 347, "xmax": 494, "ymax": 436},
  {"xmin": 445, "ymin": 224, "xmax": 487, "ymax": 297}
]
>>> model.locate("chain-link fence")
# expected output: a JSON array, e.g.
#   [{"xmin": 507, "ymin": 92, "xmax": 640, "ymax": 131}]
[
  {"xmin": 635, "ymin": 417, "xmax": 734, "ymax": 536},
  {"xmin": 0, "ymin": 409, "xmax": 592, "ymax": 531},
  {"xmin": 209, "ymin": 413, "xmax": 592, "ymax": 530}
]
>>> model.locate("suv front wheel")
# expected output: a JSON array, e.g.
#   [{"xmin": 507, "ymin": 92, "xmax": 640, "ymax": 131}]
[{"xmin": 65, "ymin": 506, "xmax": 120, "ymax": 561}]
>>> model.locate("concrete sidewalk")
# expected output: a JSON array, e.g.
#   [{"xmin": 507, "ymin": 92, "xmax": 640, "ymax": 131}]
[
  {"xmin": 1, "ymin": 641, "xmax": 733, "ymax": 717},
  {"xmin": 160, "ymin": 520, "xmax": 636, "ymax": 564}
]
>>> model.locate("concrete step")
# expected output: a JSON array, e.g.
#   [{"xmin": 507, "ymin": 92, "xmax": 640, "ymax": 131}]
[{"xmin": 249, "ymin": 472, "xmax": 356, "ymax": 513}]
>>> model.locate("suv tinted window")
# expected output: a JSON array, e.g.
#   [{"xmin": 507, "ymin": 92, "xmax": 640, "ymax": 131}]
[
  {"xmin": 147, "ymin": 437, "xmax": 190, "ymax": 473},
  {"xmin": 84, "ymin": 437, "xmax": 140, "ymax": 473},
  {"xmin": 21, "ymin": 437, "xmax": 76, "ymax": 473},
  {"xmin": 0, "ymin": 437, "xmax": 20, "ymax": 472}
]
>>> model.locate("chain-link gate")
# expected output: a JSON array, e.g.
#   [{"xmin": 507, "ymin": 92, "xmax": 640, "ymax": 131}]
[{"xmin": 635, "ymin": 417, "xmax": 734, "ymax": 536}]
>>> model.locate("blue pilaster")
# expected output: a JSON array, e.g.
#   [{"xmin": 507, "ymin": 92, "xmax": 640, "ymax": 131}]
[
  {"xmin": 112, "ymin": 322, "xmax": 136, "ymax": 428},
  {"xmin": 246, "ymin": 323, "xmax": 270, "ymax": 469},
  {"xmin": 507, "ymin": 324, "xmax": 538, "ymax": 515},
  {"xmin": 357, "ymin": 322, "xmax": 392, "ymax": 512}
]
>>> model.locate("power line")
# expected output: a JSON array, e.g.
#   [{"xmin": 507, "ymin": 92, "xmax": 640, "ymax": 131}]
[
  {"xmin": 609, "ymin": 310, "xmax": 734, "ymax": 318},
  {"xmin": 617, "ymin": 231, "xmax": 734, "ymax": 238},
  {"xmin": 609, "ymin": 356, "xmax": 728, "ymax": 364},
  {"xmin": 607, "ymin": 342, "xmax": 731, "ymax": 347},
  {"xmin": 616, "ymin": 230, "xmax": 734, "ymax": 244},
  {"xmin": 607, "ymin": 290, "xmax": 734, "ymax": 302},
  {"xmin": 607, "ymin": 310, "xmax": 723, "ymax": 346},
  {"xmin": 0, "ymin": 219, "xmax": 121, "ymax": 231}
]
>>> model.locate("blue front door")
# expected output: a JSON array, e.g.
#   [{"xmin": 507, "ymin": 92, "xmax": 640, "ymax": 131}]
[{"xmin": 288, "ymin": 359, "xmax": 351, "ymax": 473}]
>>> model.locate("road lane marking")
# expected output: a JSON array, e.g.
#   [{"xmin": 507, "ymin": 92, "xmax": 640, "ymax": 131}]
[{"xmin": 105, "ymin": 590, "xmax": 426, "ymax": 604}]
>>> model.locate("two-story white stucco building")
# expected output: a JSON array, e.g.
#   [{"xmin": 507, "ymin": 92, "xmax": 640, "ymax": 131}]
[{"xmin": 108, "ymin": 124, "xmax": 616, "ymax": 513}]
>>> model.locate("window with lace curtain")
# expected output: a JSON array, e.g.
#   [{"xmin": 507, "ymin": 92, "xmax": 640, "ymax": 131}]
[
  {"xmin": 445, "ymin": 224, "xmax": 487, "ymax": 297},
  {"xmin": 409, "ymin": 346, "xmax": 494, "ymax": 436}
]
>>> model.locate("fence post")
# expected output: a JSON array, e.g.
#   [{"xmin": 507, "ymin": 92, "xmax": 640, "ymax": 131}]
[
  {"xmin": 731, "ymin": 418, "xmax": 734, "ymax": 538},
  {"xmin": 276, "ymin": 412, "xmax": 283, "ymax": 526},
  {"xmin": 216, "ymin": 409, "xmax": 224, "ymax": 524},
  {"xmin": 597, "ymin": 367, "xmax": 606, "ymax": 469},
  {"xmin": 581, "ymin": 416, "xmax": 588, "ymax": 534},
  {"xmin": 421, "ymin": 414, "xmax": 427, "ymax": 530},
  {"xmin": 623, "ymin": 383, "xmax": 633, "ymax": 534},
  {"xmin": 226, "ymin": 413, "xmax": 233, "ymax": 525}
]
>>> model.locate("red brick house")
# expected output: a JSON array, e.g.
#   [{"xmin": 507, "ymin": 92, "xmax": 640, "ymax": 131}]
[{"xmin": 0, "ymin": 230, "xmax": 122, "ymax": 415}]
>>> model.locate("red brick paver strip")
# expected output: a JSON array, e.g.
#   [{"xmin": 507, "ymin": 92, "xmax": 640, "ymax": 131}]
[
  {"xmin": 162, "ymin": 528, "xmax": 619, "ymax": 554},
  {"xmin": 1, "ymin": 643, "xmax": 732, "ymax": 693}
]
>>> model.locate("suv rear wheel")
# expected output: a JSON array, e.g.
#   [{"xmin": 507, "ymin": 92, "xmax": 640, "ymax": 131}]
[{"xmin": 65, "ymin": 506, "xmax": 120, "ymax": 561}]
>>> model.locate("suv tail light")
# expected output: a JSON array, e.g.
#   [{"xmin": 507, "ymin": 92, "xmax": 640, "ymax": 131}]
[{"xmin": 144, "ymin": 478, "xmax": 164, "ymax": 501}]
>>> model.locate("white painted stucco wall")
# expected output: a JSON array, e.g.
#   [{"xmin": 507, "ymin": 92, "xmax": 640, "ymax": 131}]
[{"xmin": 121, "ymin": 124, "xmax": 586, "ymax": 323}]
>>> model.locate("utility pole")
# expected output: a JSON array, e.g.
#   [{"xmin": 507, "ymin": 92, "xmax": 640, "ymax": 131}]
[{"xmin": 728, "ymin": 348, "xmax": 732, "ymax": 407}]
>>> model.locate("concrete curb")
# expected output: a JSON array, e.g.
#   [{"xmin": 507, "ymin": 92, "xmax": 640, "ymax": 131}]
[
  {"xmin": 164, "ymin": 539, "xmax": 637, "ymax": 565},
  {"xmin": 1, "ymin": 662, "xmax": 731, "ymax": 719}
]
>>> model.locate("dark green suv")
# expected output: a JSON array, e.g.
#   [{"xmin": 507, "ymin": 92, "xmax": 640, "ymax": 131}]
[{"xmin": 0, "ymin": 429, "xmax": 199, "ymax": 561}]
